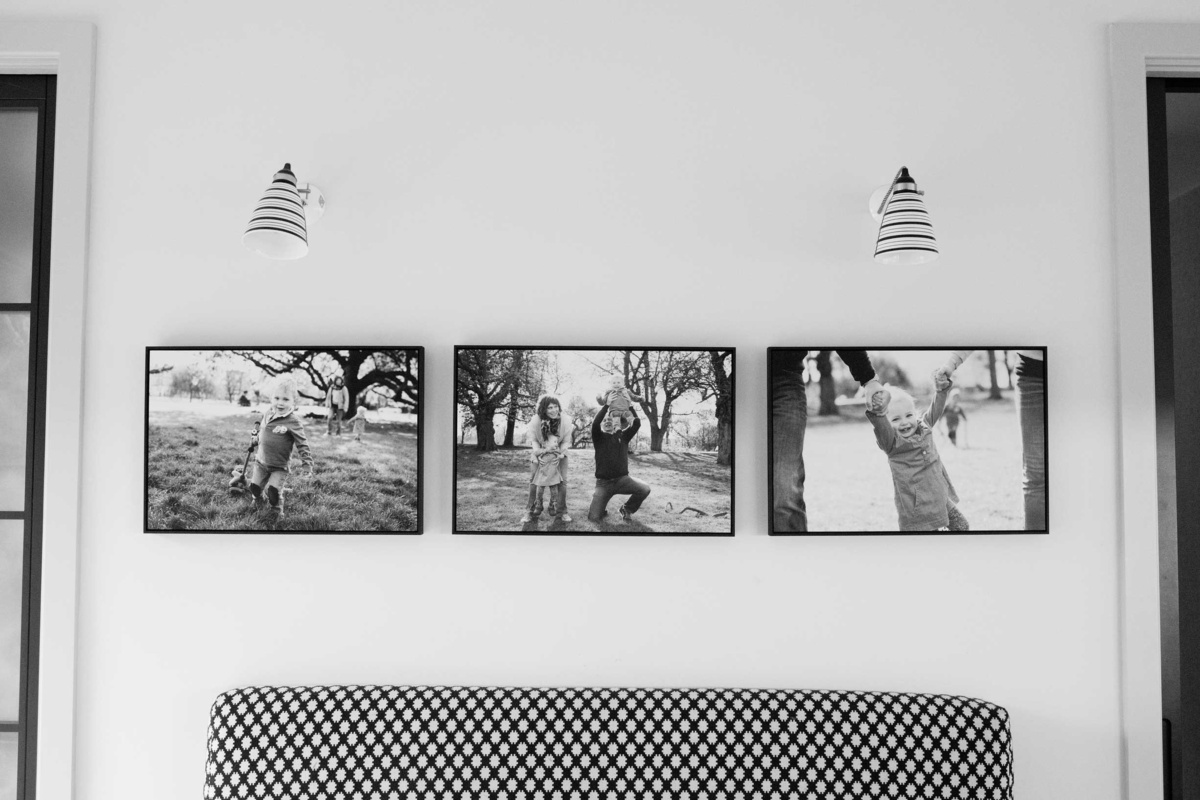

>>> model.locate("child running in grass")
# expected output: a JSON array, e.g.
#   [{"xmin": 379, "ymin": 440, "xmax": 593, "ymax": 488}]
[
  {"xmin": 866, "ymin": 383, "xmax": 969, "ymax": 531},
  {"xmin": 249, "ymin": 377, "xmax": 314, "ymax": 520}
]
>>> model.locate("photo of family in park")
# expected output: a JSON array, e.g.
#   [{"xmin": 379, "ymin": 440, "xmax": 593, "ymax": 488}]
[
  {"xmin": 144, "ymin": 347, "xmax": 422, "ymax": 533},
  {"xmin": 769, "ymin": 348, "xmax": 1047, "ymax": 534},
  {"xmin": 455, "ymin": 347, "xmax": 734, "ymax": 535}
]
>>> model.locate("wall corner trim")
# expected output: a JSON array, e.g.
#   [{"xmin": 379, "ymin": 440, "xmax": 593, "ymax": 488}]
[
  {"xmin": 1109, "ymin": 20, "xmax": 1200, "ymax": 800},
  {"xmin": 0, "ymin": 18, "xmax": 96, "ymax": 800}
]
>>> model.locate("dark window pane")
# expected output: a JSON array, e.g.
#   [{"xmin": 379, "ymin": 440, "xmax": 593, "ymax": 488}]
[
  {"xmin": 0, "ymin": 731, "xmax": 14, "ymax": 800},
  {"xmin": 0, "ymin": 315, "xmax": 27, "ymax": 511},
  {"xmin": 0, "ymin": 110, "xmax": 36, "ymax": 303},
  {"xmin": 0, "ymin": 522, "xmax": 20, "ymax": 721}
]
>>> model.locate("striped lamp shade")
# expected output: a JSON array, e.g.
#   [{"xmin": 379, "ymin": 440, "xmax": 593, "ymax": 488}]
[
  {"xmin": 874, "ymin": 167, "xmax": 938, "ymax": 265},
  {"xmin": 243, "ymin": 163, "xmax": 309, "ymax": 260}
]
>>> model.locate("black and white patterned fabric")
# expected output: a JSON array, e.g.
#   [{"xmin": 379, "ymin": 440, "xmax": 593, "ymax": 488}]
[{"xmin": 205, "ymin": 686, "xmax": 1013, "ymax": 800}]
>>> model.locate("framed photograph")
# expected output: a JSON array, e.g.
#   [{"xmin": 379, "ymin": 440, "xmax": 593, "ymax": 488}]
[
  {"xmin": 145, "ymin": 347, "xmax": 423, "ymax": 533},
  {"xmin": 454, "ymin": 347, "xmax": 735, "ymax": 536},
  {"xmin": 768, "ymin": 347, "xmax": 1047, "ymax": 535}
]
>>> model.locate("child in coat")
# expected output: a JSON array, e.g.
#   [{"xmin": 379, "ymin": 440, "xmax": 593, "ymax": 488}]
[
  {"xmin": 249, "ymin": 377, "xmax": 314, "ymax": 519},
  {"xmin": 940, "ymin": 388, "xmax": 968, "ymax": 447},
  {"xmin": 866, "ymin": 385, "xmax": 968, "ymax": 531},
  {"xmin": 346, "ymin": 407, "xmax": 369, "ymax": 441},
  {"xmin": 528, "ymin": 434, "xmax": 564, "ymax": 515}
]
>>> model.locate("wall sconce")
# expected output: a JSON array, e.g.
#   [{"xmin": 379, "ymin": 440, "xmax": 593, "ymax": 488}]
[
  {"xmin": 868, "ymin": 166, "xmax": 938, "ymax": 265},
  {"xmin": 242, "ymin": 163, "xmax": 326, "ymax": 260}
]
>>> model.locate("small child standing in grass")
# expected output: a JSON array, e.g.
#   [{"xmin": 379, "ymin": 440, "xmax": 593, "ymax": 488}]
[
  {"xmin": 528, "ymin": 434, "xmax": 564, "ymax": 517},
  {"xmin": 866, "ymin": 384, "xmax": 968, "ymax": 532},
  {"xmin": 941, "ymin": 387, "xmax": 968, "ymax": 447},
  {"xmin": 249, "ymin": 377, "xmax": 314, "ymax": 520},
  {"xmin": 347, "ymin": 407, "xmax": 369, "ymax": 441}
]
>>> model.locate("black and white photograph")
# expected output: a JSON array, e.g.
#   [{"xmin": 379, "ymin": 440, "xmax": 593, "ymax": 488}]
[
  {"xmin": 455, "ymin": 347, "xmax": 734, "ymax": 535},
  {"xmin": 769, "ymin": 348, "xmax": 1047, "ymax": 535},
  {"xmin": 145, "ymin": 347, "xmax": 422, "ymax": 533}
]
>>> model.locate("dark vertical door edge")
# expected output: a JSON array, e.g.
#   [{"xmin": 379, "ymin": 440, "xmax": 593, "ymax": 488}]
[{"xmin": 0, "ymin": 72, "xmax": 53, "ymax": 800}]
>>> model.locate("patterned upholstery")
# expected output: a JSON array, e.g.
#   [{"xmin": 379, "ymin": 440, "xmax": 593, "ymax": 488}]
[{"xmin": 204, "ymin": 685, "xmax": 1014, "ymax": 799}]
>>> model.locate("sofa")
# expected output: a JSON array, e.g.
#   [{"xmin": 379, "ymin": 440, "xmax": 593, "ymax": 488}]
[{"xmin": 204, "ymin": 685, "xmax": 1014, "ymax": 799}]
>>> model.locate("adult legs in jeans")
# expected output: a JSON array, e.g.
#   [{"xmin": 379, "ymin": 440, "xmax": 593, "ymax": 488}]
[
  {"xmin": 587, "ymin": 475, "xmax": 651, "ymax": 521},
  {"xmin": 327, "ymin": 408, "xmax": 343, "ymax": 435},
  {"xmin": 549, "ymin": 482, "xmax": 566, "ymax": 517},
  {"xmin": 771, "ymin": 350, "xmax": 808, "ymax": 532},
  {"xmin": 548, "ymin": 455, "xmax": 569, "ymax": 517},
  {"xmin": 1016, "ymin": 372, "xmax": 1047, "ymax": 530},
  {"xmin": 525, "ymin": 483, "xmax": 546, "ymax": 518},
  {"xmin": 947, "ymin": 503, "xmax": 970, "ymax": 531}
]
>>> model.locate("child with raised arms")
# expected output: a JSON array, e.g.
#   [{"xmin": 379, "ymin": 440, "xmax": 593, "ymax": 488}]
[{"xmin": 866, "ymin": 383, "xmax": 968, "ymax": 531}]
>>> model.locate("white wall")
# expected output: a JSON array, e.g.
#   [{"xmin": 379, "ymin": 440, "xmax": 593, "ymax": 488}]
[{"xmin": 5, "ymin": 1, "xmax": 1194, "ymax": 798}]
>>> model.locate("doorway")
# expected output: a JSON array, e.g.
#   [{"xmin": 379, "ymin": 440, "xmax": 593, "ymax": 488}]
[{"xmin": 1149, "ymin": 76, "xmax": 1200, "ymax": 800}]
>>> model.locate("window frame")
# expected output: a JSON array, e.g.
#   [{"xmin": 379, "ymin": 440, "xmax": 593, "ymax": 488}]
[
  {"xmin": 1111, "ymin": 22, "xmax": 1200, "ymax": 800},
  {"xmin": 0, "ymin": 22, "xmax": 94, "ymax": 800},
  {"xmin": 0, "ymin": 75, "xmax": 54, "ymax": 800}
]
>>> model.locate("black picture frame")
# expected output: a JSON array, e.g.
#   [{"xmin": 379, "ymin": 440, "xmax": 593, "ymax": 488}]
[
  {"xmin": 767, "ymin": 346, "xmax": 1048, "ymax": 536},
  {"xmin": 454, "ymin": 346, "xmax": 735, "ymax": 536},
  {"xmin": 144, "ymin": 346, "xmax": 423, "ymax": 534}
]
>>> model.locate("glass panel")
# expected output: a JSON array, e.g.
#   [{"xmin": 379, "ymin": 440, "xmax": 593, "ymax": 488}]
[
  {"xmin": 0, "ymin": 110, "xmax": 36, "ymax": 303},
  {"xmin": 0, "ymin": 732, "xmax": 14, "ymax": 800},
  {"xmin": 0, "ymin": 315, "xmax": 27, "ymax": 511},
  {"xmin": 0, "ymin": 522, "xmax": 20, "ymax": 721}
]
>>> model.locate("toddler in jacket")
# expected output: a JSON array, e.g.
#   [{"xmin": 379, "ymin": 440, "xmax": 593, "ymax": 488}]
[
  {"xmin": 866, "ymin": 384, "xmax": 968, "ymax": 531},
  {"xmin": 249, "ymin": 377, "xmax": 314, "ymax": 518},
  {"xmin": 596, "ymin": 375, "xmax": 644, "ymax": 431},
  {"xmin": 346, "ymin": 407, "xmax": 369, "ymax": 441},
  {"xmin": 528, "ymin": 433, "xmax": 564, "ymax": 512}
]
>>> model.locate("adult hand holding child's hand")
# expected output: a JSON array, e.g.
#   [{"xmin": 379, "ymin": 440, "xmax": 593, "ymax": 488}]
[
  {"xmin": 932, "ymin": 366, "xmax": 954, "ymax": 392},
  {"xmin": 864, "ymin": 378, "xmax": 889, "ymax": 415}
]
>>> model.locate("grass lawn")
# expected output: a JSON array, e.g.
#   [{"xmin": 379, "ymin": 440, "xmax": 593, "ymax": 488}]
[
  {"xmin": 800, "ymin": 397, "xmax": 1029, "ymax": 532},
  {"xmin": 455, "ymin": 445, "xmax": 732, "ymax": 535},
  {"xmin": 147, "ymin": 407, "xmax": 419, "ymax": 532}
]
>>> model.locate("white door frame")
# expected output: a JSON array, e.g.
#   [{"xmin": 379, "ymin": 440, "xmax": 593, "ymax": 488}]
[
  {"xmin": 0, "ymin": 20, "xmax": 95, "ymax": 800},
  {"xmin": 1109, "ymin": 22, "xmax": 1200, "ymax": 800}
]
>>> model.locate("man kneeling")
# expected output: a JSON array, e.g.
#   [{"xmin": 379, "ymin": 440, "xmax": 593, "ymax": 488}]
[{"xmin": 588, "ymin": 404, "xmax": 651, "ymax": 522}]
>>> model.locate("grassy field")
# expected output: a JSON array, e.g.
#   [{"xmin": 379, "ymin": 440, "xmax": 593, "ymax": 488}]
[
  {"xmin": 800, "ymin": 396, "xmax": 1029, "ymax": 532},
  {"xmin": 455, "ymin": 445, "xmax": 732, "ymax": 534},
  {"xmin": 147, "ymin": 407, "xmax": 419, "ymax": 532}
]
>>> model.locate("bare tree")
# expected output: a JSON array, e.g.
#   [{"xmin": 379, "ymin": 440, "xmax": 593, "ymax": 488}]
[
  {"xmin": 230, "ymin": 349, "xmax": 418, "ymax": 417},
  {"xmin": 987, "ymin": 350, "xmax": 1003, "ymax": 400},
  {"xmin": 566, "ymin": 394, "xmax": 598, "ymax": 448},
  {"xmin": 705, "ymin": 350, "xmax": 734, "ymax": 466},
  {"xmin": 456, "ymin": 349, "xmax": 525, "ymax": 452},
  {"xmin": 171, "ymin": 366, "xmax": 214, "ymax": 399},
  {"xmin": 616, "ymin": 350, "xmax": 710, "ymax": 453},
  {"xmin": 224, "ymin": 370, "xmax": 246, "ymax": 403},
  {"xmin": 816, "ymin": 351, "xmax": 838, "ymax": 416},
  {"xmin": 500, "ymin": 350, "xmax": 550, "ymax": 447}
]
